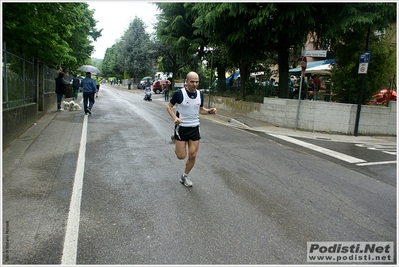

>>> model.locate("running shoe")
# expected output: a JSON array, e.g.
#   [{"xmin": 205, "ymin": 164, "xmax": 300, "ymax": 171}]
[
  {"xmin": 180, "ymin": 174, "xmax": 193, "ymax": 187},
  {"xmin": 87, "ymin": 108, "xmax": 92, "ymax": 115}
]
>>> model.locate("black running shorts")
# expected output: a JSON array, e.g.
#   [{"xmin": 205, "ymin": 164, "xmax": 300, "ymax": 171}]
[{"xmin": 174, "ymin": 125, "xmax": 201, "ymax": 141}]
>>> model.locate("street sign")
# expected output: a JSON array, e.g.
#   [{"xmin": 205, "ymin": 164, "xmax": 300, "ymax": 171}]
[
  {"xmin": 304, "ymin": 50, "xmax": 327, "ymax": 57},
  {"xmin": 301, "ymin": 57, "xmax": 307, "ymax": 72},
  {"xmin": 358, "ymin": 63, "xmax": 369, "ymax": 74},
  {"xmin": 359, "ymin": 51, "xmax": 371, "ymax": 63},
  {"xmin": 358, "ymin": 51, "xmax": 370, "ymax": 74}
]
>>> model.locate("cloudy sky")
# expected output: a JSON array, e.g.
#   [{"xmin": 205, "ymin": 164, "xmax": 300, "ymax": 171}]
[{"xmin": 88, "ymin": 1, "xmax": 161, "ymax": 59}]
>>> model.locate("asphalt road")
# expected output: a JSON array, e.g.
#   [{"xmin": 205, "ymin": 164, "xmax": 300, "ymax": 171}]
[{"xmin": 2, "ymin": 84, "xmax": 396, "ymax": 265}]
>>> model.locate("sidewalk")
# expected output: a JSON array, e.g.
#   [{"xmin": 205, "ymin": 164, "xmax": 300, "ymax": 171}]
[
  {"xmin": 3, "ymin": 93, "xmax": 84, "ymax": 177},
  {"xmin": 206, "ymin": 108, "xmax": 397, "ymax": 145}
]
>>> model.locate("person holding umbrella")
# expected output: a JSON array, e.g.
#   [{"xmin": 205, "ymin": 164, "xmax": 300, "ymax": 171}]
[
  {"xmin": 81, "ymin": 72, "xmax": 97, "ymax": 115},
  {"xmin": 77, "ymin": 65, "xmax": 100, "ymax": 74}
]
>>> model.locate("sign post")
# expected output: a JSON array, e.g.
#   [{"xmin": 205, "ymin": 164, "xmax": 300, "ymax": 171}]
[
  {"xmin": 354, "ymin": 50, "xmax": 371, "ymax": 136},
  {"xmin": 295, "ymin": 57, "xmax": 307, "ymax": 130},
  {"xmin": 354, "ymin": 25, "xmax": 371, "ymax": 136}
]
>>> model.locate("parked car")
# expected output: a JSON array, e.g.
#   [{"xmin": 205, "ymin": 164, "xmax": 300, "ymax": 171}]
[
  {"xmin": 139, "ymin": 76, "xmax": 153, "ymax": 89},
  {"xmin": 152, "ymin": 80, "xmax": 172, "ymax": 94},
  {"xmin": 152, "ymin": 80, "xmax": 163, "ymax": 94}
]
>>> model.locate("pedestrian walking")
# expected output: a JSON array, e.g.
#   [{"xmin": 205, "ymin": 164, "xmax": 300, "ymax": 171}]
[
  {"xmin": 81, "ymin": 72, "xmax": 97, "ymax": 115},
  {"xmin": 166, "ymin": 71, "xmax": 217, "ymax": 187},
  {"xmin": 55, "ymin": 72, "xmax": 67, "ymax": 111},
  {"xmin": 72, "ymin": 74, "xmax": 80, "ymax": 100},
  {"xmin": 95, "ymin": 75, "xmax": 102, "ymax": 98}
]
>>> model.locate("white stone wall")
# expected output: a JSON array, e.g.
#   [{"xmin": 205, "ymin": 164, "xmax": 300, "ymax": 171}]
[
  {"xmin": 264, "ymin": 98, "xmax": 397, "ymax": 135},
  {"xmin": 208, "ymin": 95, "xmax": 396, "ymax": 135}
]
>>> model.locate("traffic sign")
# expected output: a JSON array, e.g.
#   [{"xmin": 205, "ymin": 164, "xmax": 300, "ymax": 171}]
[
  {"xmin": 358, "ymin": 63, "xmax": 369, "ymax": 74},
  {"xmin": 359, "ymin": 51, "xmax": 371, "ymax": 63},
  {"xmin": 301, "ymin": 57, "xmax": 307, "ymax": 72},
  {"xmin": 304, "ymin": 50, "xmax": 327, "ymax": 57}
]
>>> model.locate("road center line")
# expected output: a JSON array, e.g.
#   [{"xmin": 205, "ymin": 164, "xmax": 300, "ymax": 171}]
[
  {"xmin": 267, "ymin": 133, "xmax": 367, "ymax": 164},
  {"xmin": 61, "ymin": 115, "xmax": 88, "ymax": 265}
]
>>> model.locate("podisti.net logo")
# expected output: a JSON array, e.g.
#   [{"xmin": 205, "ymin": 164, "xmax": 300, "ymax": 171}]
[{"xmin": 307, "ymin": 242, "xmax": 394, "ymax": 263}]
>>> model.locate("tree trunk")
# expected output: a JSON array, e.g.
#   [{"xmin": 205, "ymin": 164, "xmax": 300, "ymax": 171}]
[
  {"xmin": 277, "ymin": 44, "xmax": 290, "ymax": 99},
  {"xmin": 239, "ymin": 61, "xmax": 251, "ymax": 101},
  {"xmin": 171, "ymin": 55, "xmax": 177, "ymax": 90},
  {"xmin": 216, "ymin": 64, "xmax": 227, "ymax": 94}
]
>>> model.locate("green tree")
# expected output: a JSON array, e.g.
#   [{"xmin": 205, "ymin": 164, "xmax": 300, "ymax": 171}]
[
  {"xmin": 193, "ymin": 3, "xmax": 317, "ymax": 99},
  {"xmin": 119, "ymin": 17, "xmax": 156, "ymax": 79},
  {"xmin": 311, "ymin": 3, "xmax": 397, "ymax": 104},
  {"xmin": 210, "ymin": 45, "xmax": 232, "ymax": 93},
  {"xmin": 193, "ymin": 3, "xmax": 261, "ymax": 99},
  {"xmin": 102, "ymin": 17, "xmax": 156, "ymax": 80},
  {"xmin": 101, "ymin": 44, "xmax": 122, "ymax": 78},
  {"xmin": 247, "ymin": 3, "xmax": 317, "ymax": 98},
  {"xmin": 3, "ymin": 2, "xmax": 102, "ymax": 71},
  {"xmin": 194, "ymin": 3, "xmax": 396, "ymax": 101},
  {"xmin": 155, "ymin": 2, "xmax": 206, "ymax": 87}
]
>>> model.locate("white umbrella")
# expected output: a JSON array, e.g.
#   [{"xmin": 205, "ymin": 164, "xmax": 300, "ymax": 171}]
[{"xmin": 77, "ymin": 65, "xmax": 100, "ymax": 74}]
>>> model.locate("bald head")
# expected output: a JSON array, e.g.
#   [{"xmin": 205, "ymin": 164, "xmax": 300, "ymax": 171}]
[
  {"xmin": 186, "ymin": 71, "xmax": 199, "ymax": 80},
  {"xmin": 185, "ymin": 71, "xmax": 199, "ymax": 93}
]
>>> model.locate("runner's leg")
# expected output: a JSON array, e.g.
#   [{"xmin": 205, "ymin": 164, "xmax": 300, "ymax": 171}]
[{"xmin": 184, "ymin": 140, "xmax": 199, "ymax": 175}]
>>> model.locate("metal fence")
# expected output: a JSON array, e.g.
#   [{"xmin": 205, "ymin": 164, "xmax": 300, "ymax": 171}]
[
  {"xmin": 2, "ymin": 43, "xmax": 75, "ymax": 109},
  {"xmin": 44, "ymin": 66, "xmax": 73, "ymax": 94},
  {"xmin": 43, "ymin": 66, "xmax": 58, "ymax": 94},
  {"xmin": 2, "ymin": 49, "xmax": 35, "ymax": 109}
]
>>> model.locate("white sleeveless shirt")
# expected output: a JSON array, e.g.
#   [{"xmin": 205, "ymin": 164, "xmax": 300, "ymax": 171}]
[{"xmin": 176, "ymin": 89, "xmax": 201, "ymax": 127}]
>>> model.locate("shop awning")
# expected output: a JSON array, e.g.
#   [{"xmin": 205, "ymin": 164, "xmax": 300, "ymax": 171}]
[{"xmin": 289, "ymin": 59, "xmax": 335, "ymax": 74}]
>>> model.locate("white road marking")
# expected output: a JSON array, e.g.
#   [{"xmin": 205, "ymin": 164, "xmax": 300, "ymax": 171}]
[
  {"xmin": 356, "ymin": 161, "xmax": 397, "ymax": 166},
  {"xmin": 61, "ymin": 115, "xmax": 88, "ymax": 265},
  {"xmin": 267, "ymin": 133, "xmax": 367, "ymax": 164},
  {"xmin": 354, "ymin": 143, "xmax": 397, "ymax": 155},
  {"xmin": 207, "ymin": 115, "xmax": 395, "ymax": 166}
]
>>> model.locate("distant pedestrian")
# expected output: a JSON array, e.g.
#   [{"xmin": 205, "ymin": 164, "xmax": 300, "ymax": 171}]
[
  {"xmin": 307, "ymin": 78, "xmax": 316, "ymax": 100},
  {"xmin": 271, "ymin": 78, "xmax": 277, "ymax": 87},
  {"xmin": 228, "ymin": 77, "xmax": 235, "ymax": 91},
  {"xmin": 95, "ymin": 76, "xmax": 102, "ymax": 98},
  {"xmin": 163, "ymin": 82, "xmax": 170, "ymax": 101},
  {"xmin": 127, "ymin": 78, "xmax": 132, "ymax": 90},
  {"xmin": 312, "ymin": 74, "xmax": 322, "ymax": 91},
  {"xmin": 81, "ymin": 72, "xmax": 97, "ymax": 115},
  {"xmin": 55, "ymin": 72, "xmax": 67, "ymax": 111},
  {"xmin": 166, "ymin": 71, "xmax": 217, "ymax": 187},
  {"xmin": 288, "ymin": 78, "xmax": 294, "ymax": 91},
  {"xmin": 72, "ymin": 74, "xmax": 80, "ymax": 100}
]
